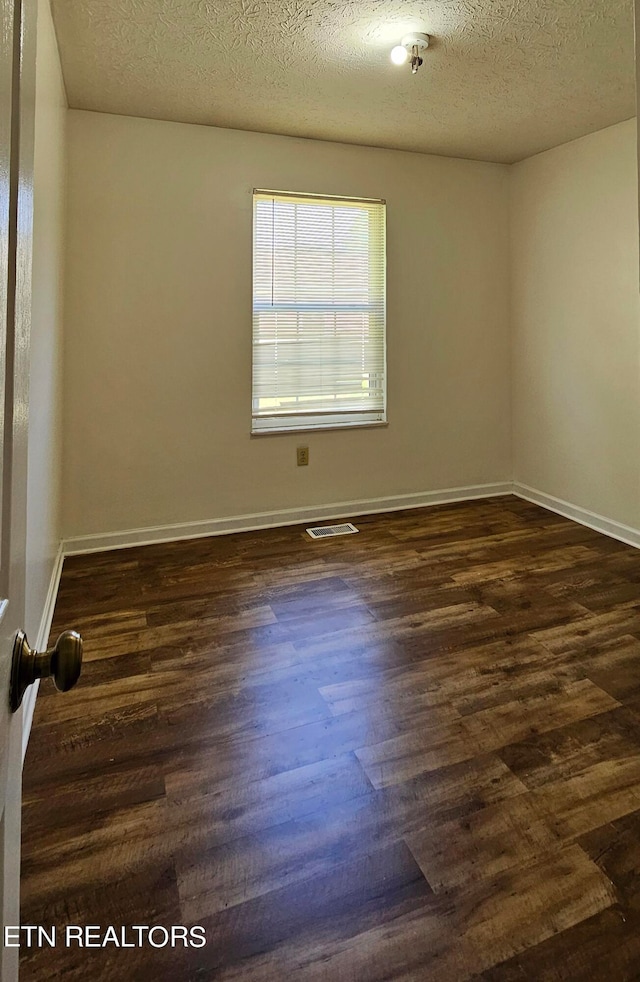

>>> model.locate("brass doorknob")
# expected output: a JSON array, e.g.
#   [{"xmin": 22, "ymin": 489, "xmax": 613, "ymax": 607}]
[{"xmin": 10, "ymin": 629, "xmax": 83, "ymax": 712}]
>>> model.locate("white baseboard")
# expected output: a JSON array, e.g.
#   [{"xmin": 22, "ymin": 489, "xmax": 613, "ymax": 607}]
[
  {"xmin": 513, "ymin": 483, "xmax": 640, "ymax": 550},
  {"xmin": 61, "ymin": 482, "xmax": 514, "ymax": 555},
  {"xmin": 61, "ymin": 482, "xmax": 640, "ymax": 558},
  {"xmin": 21, "ymin": 544, "xmax": 65, "ymax": 764}
]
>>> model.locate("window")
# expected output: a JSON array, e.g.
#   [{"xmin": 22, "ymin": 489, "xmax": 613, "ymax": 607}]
[{"xmin": 252, "ymin": 189, "xmax": 386, "ymax": 433}]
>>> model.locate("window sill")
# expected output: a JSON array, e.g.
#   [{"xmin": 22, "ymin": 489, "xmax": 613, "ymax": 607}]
[{"xmin": 251, "ymin": 420, "xmax": 388, "ymax": 436}]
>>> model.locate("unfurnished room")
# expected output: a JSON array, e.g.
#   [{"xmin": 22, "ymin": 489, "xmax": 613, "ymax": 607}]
[{"xmin": 0, "ymin": 0, "xmax": 639, "ymax": 979}]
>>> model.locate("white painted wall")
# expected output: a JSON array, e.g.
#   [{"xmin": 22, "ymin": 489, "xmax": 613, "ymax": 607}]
[
  {"xmin": 26, "ymin": 0, "xmax": 66, "ymax": 638},
  {"xmin": 510, "ymin": 119, "xmax": 640, "ymax": 530},
  {"xmin": 62, "ymin": 111, "xmax": 511, "ymax": 539}
]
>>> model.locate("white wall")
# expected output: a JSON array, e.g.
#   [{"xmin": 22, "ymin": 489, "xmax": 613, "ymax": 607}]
[
  {"xmin": 26, "ymin": 0, "xmax": 66, "ymax": 637},
  {"xmin": 510, "ymin": 119, "xmax": 640, "ymax": 529},
  {"xmin": 62, "ymin": 111, "xmax": 511, "ymax": 539}
]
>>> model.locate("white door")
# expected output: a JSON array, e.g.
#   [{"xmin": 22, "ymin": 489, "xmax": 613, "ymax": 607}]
[{"xmin": 0, "ymin": 0, "xmax": 37, "ymax": 978}]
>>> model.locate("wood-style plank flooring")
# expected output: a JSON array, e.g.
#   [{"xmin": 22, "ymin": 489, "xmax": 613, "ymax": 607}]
[{"xmin": 19, "ymin": 496, "xmax": 640, "ymax": 980}]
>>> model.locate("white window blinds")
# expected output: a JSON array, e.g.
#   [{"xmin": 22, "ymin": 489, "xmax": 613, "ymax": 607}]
[{"xmin": 252, "ymin": 190, "xmax": 386, "ymax": 433}]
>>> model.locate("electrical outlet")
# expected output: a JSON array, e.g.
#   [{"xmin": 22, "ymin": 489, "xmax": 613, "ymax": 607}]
[{"xmin": 297, "ymin": 446, "xmax": 309, "ymax": 467}]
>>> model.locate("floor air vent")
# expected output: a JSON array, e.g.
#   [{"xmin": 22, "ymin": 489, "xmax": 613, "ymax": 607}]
[{"xmin": 306, "ymin": 523, "xmax": 359, "ymax": 539}]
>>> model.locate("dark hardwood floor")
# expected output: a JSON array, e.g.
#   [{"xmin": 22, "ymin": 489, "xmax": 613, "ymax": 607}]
[{"xmin": 19, "ymin": 495, "xmax": 640, "ymax": 980}]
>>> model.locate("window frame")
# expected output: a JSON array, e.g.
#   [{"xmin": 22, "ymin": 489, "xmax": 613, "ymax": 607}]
[{"xmin": 251, "ymin": 188, "xmax": 387, "ymax": 436}]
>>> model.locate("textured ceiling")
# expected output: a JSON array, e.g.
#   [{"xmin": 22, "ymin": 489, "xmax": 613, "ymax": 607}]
[{"xmin": 50, "ymin": 0, "xmax": 635, "ymax": 164}]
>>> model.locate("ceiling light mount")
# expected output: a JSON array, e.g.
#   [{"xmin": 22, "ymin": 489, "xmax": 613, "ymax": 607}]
[{"xmin": 391, "ymin": 32, "xmax": 430, "ymax": 75}]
